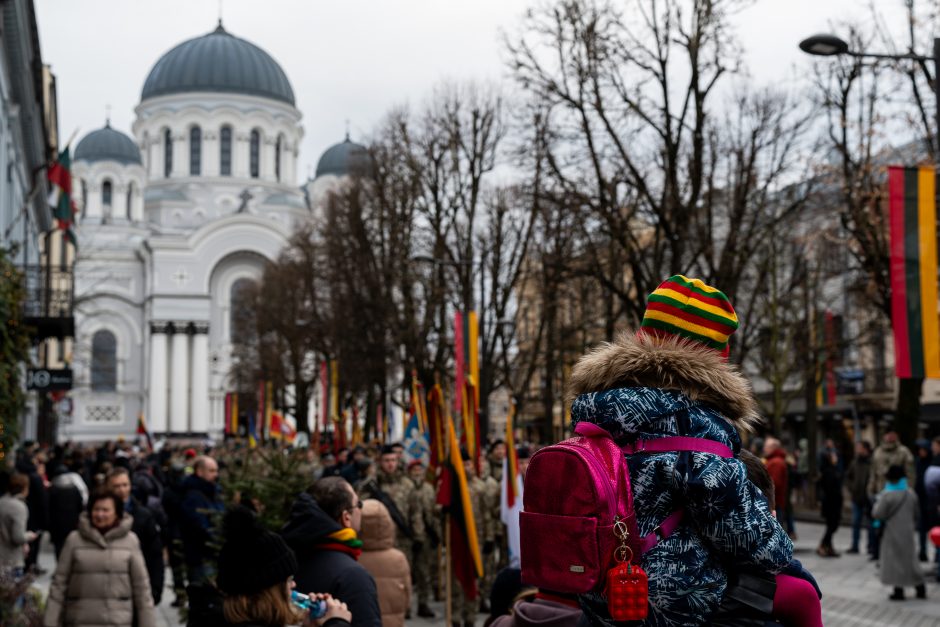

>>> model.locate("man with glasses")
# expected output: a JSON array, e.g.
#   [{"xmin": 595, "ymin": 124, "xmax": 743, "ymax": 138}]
[{"xmin": 282, "ymin": 476, "xmax": 381, "ymax": 627}]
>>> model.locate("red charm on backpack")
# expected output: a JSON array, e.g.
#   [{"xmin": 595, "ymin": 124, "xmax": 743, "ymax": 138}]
[{"xmin": 605, "ymin": 561, "xmax": 649, "ymax": 621}]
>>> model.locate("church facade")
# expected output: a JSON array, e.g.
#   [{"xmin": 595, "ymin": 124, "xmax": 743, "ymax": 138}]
[{"xmin": 66, "ymin": 23, "xmax": 366, "ymax": 441}]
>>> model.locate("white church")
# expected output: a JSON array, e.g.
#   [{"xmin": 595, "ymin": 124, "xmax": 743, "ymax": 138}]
[{"xmin": 66, "ymin": 22, "xmax": 368, "ymax": 441}]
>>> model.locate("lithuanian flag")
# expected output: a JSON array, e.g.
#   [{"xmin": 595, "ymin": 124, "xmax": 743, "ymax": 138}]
[{"xmin": 888, "ymin": 166, "xmax": 940, "ymax": 379}]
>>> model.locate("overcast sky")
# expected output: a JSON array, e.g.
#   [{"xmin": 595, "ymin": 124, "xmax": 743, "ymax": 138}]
[{"xmin": 35, "ymin": 0, "xmax": 879, "ymax": 181}]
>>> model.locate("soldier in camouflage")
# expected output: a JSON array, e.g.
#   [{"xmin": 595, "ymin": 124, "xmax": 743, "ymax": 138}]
[
  {"xmin": 407, "ymin": 460, "xmax": 439, "ymax": 618},
  {"xmin": 451, "ymin": 450, "xmax": 494, "ymax": 627},
  {"xmin": 358, "ymin": 444, "xmax": 421, "ymax": 603}
]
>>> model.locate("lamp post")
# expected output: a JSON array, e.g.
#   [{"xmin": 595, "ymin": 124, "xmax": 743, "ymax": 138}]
[
  {"xmin": 800, "ymin": 33, "xmax": 939, "ymax": 447},
  {"xmin": 799, "ymin": 33, "xmax": 940, "ymax": 154}
]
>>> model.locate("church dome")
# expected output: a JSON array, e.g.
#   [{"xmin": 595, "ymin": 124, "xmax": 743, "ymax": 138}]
[
  {"xmin": 74, "ymin": 124, "xmax": 142, "ymax": 165},
  {"xmin": 315, "ymin": 136, "xmax": 371, "ymax": 178},
  {"xmin": 141, "ymin": 22, "xmax": 295, "ymax": 105}
]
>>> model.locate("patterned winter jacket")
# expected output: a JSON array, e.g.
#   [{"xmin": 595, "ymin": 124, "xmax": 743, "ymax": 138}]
[{"xmin": 567, "ymin": 334, "xmax": 793, "ymax": 626}]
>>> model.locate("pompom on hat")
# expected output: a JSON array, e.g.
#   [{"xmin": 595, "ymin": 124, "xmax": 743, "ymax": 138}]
[
  {"xmin": 216, "ymin": 506, "xmax": 297, "ymax": 596},
  {"xmin": 638, "ymin": 275, "xmax": 739, "ymax": 358}
]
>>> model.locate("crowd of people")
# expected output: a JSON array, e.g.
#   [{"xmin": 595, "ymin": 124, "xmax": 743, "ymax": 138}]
[
  {"xmin": 1, "ymin": 274, "xmax": 939, "ymax": 626},
  {"xmin": 0, "ymin": 434, "xmax": 532, "ymax": 627}
]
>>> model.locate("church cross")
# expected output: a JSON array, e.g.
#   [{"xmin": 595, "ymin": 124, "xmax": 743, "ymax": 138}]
[{"xmin": 237, "ymin": 188, "xmax": 253, "ymax": 213}]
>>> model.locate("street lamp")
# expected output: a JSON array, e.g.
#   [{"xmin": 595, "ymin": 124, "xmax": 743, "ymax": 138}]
[{"xmin": 798, "ymin": 32, "xmax": 940, "ymax": 149}]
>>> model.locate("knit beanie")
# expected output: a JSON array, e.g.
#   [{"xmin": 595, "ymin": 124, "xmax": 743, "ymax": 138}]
[
  {"xmin": 638, "ymin": 275, "xmax": 739, "ymax": 357},
  {"xmin": 217, "ymin": 506, "xmax": 298, "ymax": 596}
]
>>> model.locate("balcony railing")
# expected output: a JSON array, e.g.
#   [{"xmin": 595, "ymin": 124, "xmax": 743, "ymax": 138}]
[{"xmin": 20, "ymin": 265, "xmax": 74, "ymax": 339}]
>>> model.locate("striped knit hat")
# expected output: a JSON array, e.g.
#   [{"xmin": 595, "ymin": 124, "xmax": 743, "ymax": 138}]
[{"xmin": 639, "ymin": 275, "xmax": 739, "ymax": 357}]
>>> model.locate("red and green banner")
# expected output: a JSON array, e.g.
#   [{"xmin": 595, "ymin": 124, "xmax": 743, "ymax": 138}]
[
  {"xmin": 224, "ymin": 392, "xmax": 239, "ymax": 435},
  {"xmin": 889, "ymin": 166, "xmax": 940, "ymax": 379},
  {"xmin": 47, "ymin": 148, "xmax": 76, "ymax": 245}
]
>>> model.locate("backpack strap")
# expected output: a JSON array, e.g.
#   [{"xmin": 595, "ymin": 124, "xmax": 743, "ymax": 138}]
[
  {"xmin": 623, "ymin": 436, "xmax": 734, "ymax": 555},
  {"xmin": 621, "ymin": 436, "xmax": 733, "ymax": 458}
]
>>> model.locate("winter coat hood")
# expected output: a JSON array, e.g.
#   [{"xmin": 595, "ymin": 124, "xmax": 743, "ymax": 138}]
[
  {"xmin": 360, "ymin": 499, "xmax": 395, "ymax": 550},
  {"xmin": 182, "ymin": 473, "xmax": 219, "ymax": 498},
  {"xmin": 281, "ymin": 492, "xmax": 343, "ymax": 554},
  {"xmin": 567, "ymin": 332, "xmax": 760, "ymax": 432},
  {"xmin": 77, "ymin": 511, "xmax": 133, "ymax": 548}
]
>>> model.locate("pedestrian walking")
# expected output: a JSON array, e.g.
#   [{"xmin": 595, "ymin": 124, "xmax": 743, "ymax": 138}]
[
  {"xmin": 358, "ymin": 499, "xmax": 411, "ymax": 627},
  {"xmin": 0, "ymin": 474, "xmax": 37, "ymax": 577},
  {"xmin": 763, "ymin": 437, "xmax": 789, "ymax": 530},
  {"xmin": 817, "ymin": 438, "xmax": 843, "ymax": 557},
  {"xmin": 869, "ymin": 430, "xmax": 916, "ymax": 560},
  {"xmin": 556, "ymin": 276, "xmax": 792, "ymax": 625},
  {"xmin": 180, "ymin": 455, "xmax": 224, "ymax": 583},
  {"xmin": 845, "ymin": 441, "xmax": 875, "ymax": 556},
  {"xmin": 16, "ymin": 448, "xmax": 48, "ymax": 571},
  {"xmin": 872, "ymin": 465, "xmax": 926, "ymax": 601},
  {"xmin": 107, "ymin": 467, "xmax": 165, "ymax": 605},
  {"xmin": 47, "ymin": 463, "xmax": 87, "ymax": 559},
  {"xmin": 281, "ymin": 478, "xmax": 382, "ymax": 627},
  {"xmin": 43, "ymin": 490, "xmax": 156, "ymax": 627},
  {"xmin": 216, "ymin": 506, "xmax": 352, "ymax": 627},
  {"xmin": 915, "ymin": 439, "xmax": 932, "ymax": 561}
]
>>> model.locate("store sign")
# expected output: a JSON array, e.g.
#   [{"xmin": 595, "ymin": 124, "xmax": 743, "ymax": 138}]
[{"xmin": 26, "ymin": 368, "xmax": 73, "ymax": 391}]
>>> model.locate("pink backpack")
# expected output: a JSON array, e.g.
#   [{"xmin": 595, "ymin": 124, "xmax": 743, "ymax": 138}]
[{"xmin": 520, "ymin": 421, "xmax": 732, "ymax": 594}]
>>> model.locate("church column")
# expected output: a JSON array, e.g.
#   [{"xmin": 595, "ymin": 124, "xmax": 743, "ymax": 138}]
[
  {"xmin": 203, "ymin": 132, "xmax": 219, "ymax": 177},
  {"xmin": 234, "ymin": 131, "xmax": 249, "ymax": 178},
  {"xmin": 169, "ymin": 323, "xmax": 190, "ymax": 432},
  {"xmin": 190, "ymin": 324, "xmax": 210, "ymax": 433},
  {"xmin": 148, "ymin": 323, "xmax": 168, "ymax": 433}
]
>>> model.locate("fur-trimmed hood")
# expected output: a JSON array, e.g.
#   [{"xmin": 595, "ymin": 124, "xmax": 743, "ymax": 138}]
[{"xmin": 567, "ymin": 332, "xmax": 761, "ymax": 432}]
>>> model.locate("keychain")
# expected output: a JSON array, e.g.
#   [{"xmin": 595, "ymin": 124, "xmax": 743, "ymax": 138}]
[{"xmin": 605, "ymin": 517, "xmax": 648, "ymax": 621}]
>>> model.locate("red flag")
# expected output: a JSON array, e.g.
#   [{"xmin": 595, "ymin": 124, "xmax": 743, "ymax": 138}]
[{"xmin": 436, "ymin": 411, "xmax": 483, "ymax": 599}]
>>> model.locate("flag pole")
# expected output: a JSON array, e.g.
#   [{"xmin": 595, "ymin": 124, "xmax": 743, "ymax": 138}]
[{"xmin": 445, "ymin": 512, "xmax": 452, "ymax": 626}]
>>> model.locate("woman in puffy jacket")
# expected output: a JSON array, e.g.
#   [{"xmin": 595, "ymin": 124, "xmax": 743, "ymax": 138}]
[
  {"xmin": 357, "ymin": 499, "xmax": 411, "ymax": 627},
  {"xmin": 44, "ymin": 490, "xmax": 155, "ymax": 627},
  {"xmin": 567, "ymin": 276, "xmax": 792, "ymax": 626}
]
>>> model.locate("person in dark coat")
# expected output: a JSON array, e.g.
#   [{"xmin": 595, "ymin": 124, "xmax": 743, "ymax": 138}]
[
  {"xmin": 180, "ymin": 455, "xmax": 224, "ymax": 583},
  {"xmin": 47, "ymin": 464, "xmax": 86, "ymax": 559},
  {"xmin": 915, "ymin": 440, "xmax": 932, "ymax": 561},
  {"xmin": 281, "ymin": 477, "xmax": 382, "ymax": 627},
  {"xmin": 162, "ymin": 462, "xmax": 189, "ymax": 606},
  {"xmin": 845, "ymin": 441, "xmax": 875, "ymax": 556},
  {"xmin": 16, "ymin": 449, "xmax": 48, "ymax": 570},
  {"xmin": 817, "ymin": 439, "xmax": 844, "ymax": 557},
  {"xmin": 108, "ymin": 467, "xmax": 165, "ymax": 605}
]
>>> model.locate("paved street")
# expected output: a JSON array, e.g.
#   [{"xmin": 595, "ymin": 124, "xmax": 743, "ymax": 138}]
[{"xmin": 29, "ymin": 521, "xmax": 940, "ymax": 626}]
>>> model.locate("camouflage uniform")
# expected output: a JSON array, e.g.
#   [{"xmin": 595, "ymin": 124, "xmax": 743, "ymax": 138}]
[
  {"xmin": 359, "ymin": 469, "xmax": 419, "ymax": 563},
  {"xmin": 409, "ymin": 473, "xmax": 440, "ymax": 608},
  {"xmin": 481, "ymin": 469, "xmax": 501, "ymax": 605},
  {"xmin": 452, "ymin": 473, "xmax": 495, "ymax": 625}
]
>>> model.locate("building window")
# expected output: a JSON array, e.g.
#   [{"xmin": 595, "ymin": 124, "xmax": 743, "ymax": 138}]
[
  {"xmin": 275, "ymin": 135, "xmax": 282, "ymax": 182},
  {"xmin": 230, "ymin": 278, "xmax": 256, "ymax": 341},
  {"xmin": 163, "ymin": 128, "xmax": 173, "ymax": 177},
  {"xmin": 81, "ymin": 179, "xmax": 87, "ymax": 218},
  {"xmin": 102, "ymin": 180, "xmax": 112, "ymax": 206},
  {"xmin": 126, "ymin": 182, "xmax": 134, "ymax": 220},
  {"xmin": 189, "ymin": 126, "xmax": 202, "ymax": 175},
  {"xmin": 91, "ymin": 330, "xmax": 117, "ymax": 391},
  {"xmin": 220, "ymin": 126, "xmax": 232, "ymax": 176},
  {"xmin": 249, "ymin": 129, "xmax": 260, "ymax": 178}
]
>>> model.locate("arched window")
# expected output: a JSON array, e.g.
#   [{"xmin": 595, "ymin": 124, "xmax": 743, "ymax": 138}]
[
  {"xmin": 219, "ymin": 125, "xmax": 232, "ymax": 176},
  {"xmin": 91, "ymin": 330, "xmax": 117, "ymax": 391},
  {"xmin": 249, "ymin": 130, "xmax": 260, "ymax": 178},
  {"xmin": 102, "ymin": 179, "xmax": 112, "ymax": 206},
  {"xmin": 275, "ymin": 135, "xmax": 282, "ymax": 182},
  {"xmin": 230, "ymin": 278, "xmax": 256, "ymax": 341},
  {"xmin": 189, "ymin": 126, "xmax": 202, "ymax": 175},
  {"xmin": 163, "ymin": 128, "xmax": 173, "ymax": 177},
  {"xmin": 126, "ymin": 182, "xmax": 134, "ymax": 220},
  {"xmin": 80, "ymin": 179, "xmax": 87, "ymax": 218}
]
